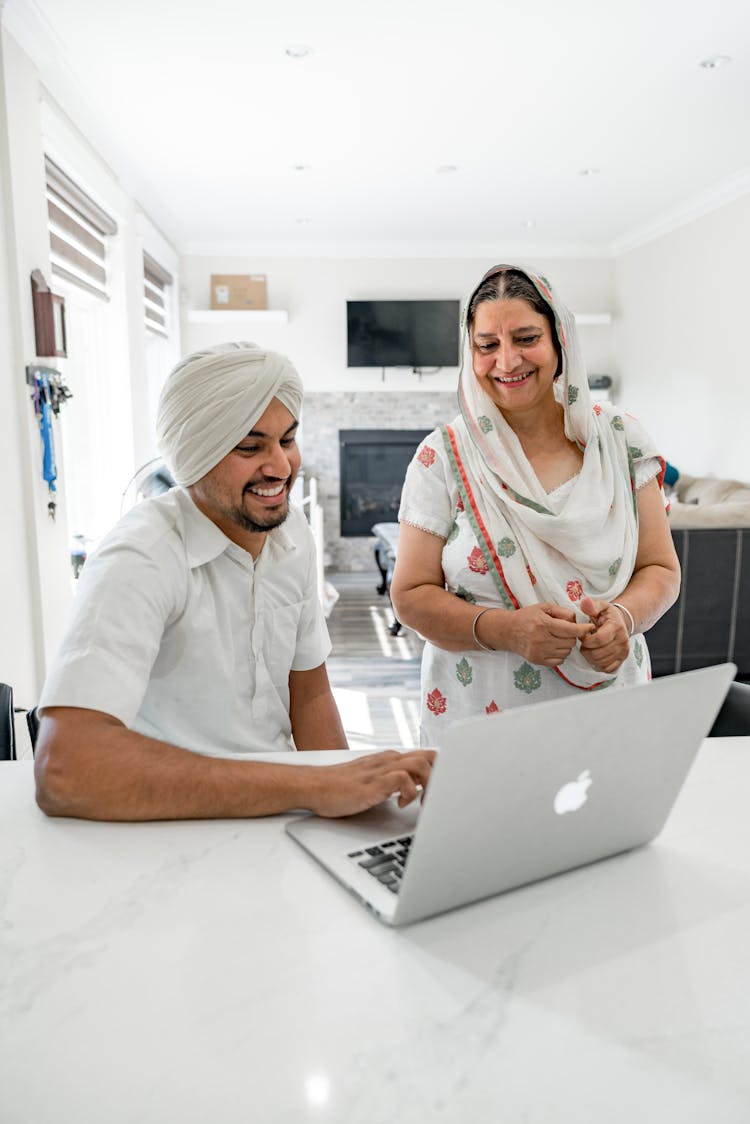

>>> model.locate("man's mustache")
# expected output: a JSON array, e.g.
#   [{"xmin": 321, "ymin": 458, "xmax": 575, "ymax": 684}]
[{"xmin": 243, "ymin": 476, "xmax": 289, "ymax": 494}]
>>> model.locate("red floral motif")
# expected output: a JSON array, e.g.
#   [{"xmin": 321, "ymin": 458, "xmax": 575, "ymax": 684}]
[
  {"xmin": 593, "ymin": 403, "xmax": 602, "ymax": 416},
  {"xmin": 417, "ymin": 445, "xmax": 436, "ymax": 468},
  {"xmin": 426, "ymin": 688, "xmax": 447, "ymax": 716},
  {"xmin": 566, "ymin": 579, "xmax": 583, "ymax": 602},
  {"xmin": 456, "ymin": 497, "xmax": 465, "ymax": 513},
  {"xmin": 467, "ymin": 546, "xmax": 489, "ymax": 575},
  {"xmin": 526, "ymin": 565, "xmax": 537, "ymax": 586},
  {"xmin": 485, "ymin": 700, "xmax": 500, "ymax": 715}
]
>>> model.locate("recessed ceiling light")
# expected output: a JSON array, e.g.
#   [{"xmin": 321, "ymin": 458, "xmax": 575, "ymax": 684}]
[
  {"xmin": 295, "ymin": 218, "xmax": 311, "ymax": 225},
  {"xmin": 436, "ymin": 164, "xmax": 458, "ymax": 174},
  {"xmin": 285, "ymin": 45, "xmax": 312, "ymax": 58},
  {"xmin": 700, "ymin": 55, "xmax": 732, "ymax": 69},
  {"xmin": 578, "ymin": 167, "xmax": 600, "ymax": 176},
  {"xmin": 292, "ymin": 163, "xmax": 311, "ymax": 172},
  {"xmin": 520, "ymin": 220, "xmax": 535, "ymax": 229}
]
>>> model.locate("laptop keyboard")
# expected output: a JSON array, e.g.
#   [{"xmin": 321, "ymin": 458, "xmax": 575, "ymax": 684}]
[{"xmin": 347, "ymin": 835, "xmax": 413, "ymax": 894}]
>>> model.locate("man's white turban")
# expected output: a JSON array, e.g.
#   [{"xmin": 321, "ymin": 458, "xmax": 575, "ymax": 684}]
[{"xmin": 156, "ymin": 342, "xmax": 304, "ymax": 487}]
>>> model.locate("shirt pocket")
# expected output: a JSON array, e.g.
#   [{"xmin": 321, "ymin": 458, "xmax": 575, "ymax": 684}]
[{"xmin": 260, "ymin": 599, "xmax": 305, "ymax": 688}]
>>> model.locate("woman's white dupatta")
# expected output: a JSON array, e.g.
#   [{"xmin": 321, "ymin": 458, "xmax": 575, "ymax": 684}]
[{"xmin": 451, "ymin": 264, "xmax": 663, "ymax": 689}]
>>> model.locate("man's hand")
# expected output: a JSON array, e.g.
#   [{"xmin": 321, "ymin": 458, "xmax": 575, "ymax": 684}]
[
  {"xmin": 305, "ymin": 750, "xmax": 436, "ymax": 818},
  {"xmin": 501, "ymin": 603, "xmax": 594, "ymax": 667},
  {"xmin": 579, "ymin": 596, "xmax": 631, "ymax": 674}
]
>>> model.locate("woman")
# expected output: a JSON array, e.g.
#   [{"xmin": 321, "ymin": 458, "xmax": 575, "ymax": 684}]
[{"xmin": 391, "ymin": 264, "xmax": 680, "ymax": 746}]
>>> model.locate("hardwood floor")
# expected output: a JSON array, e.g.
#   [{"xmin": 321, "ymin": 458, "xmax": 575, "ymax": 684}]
[{"xmin": 325, "ymin": 571, "xmax": 424, "ymax": 750}]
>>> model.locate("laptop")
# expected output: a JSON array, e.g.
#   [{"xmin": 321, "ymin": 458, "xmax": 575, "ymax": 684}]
[{"xmin": 286, "ymin": 663, "xmax": 735, "ymax": 926}]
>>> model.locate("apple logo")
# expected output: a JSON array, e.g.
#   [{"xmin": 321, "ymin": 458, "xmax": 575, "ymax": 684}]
[{"xmin": 553, "ymin": 769, "xmax": 592, "ymax": 815}]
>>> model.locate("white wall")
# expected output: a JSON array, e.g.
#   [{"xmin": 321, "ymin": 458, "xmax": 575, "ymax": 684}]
[
  {"xmin": 180, "ymin": 254, "xmax": 617, "ymax": 394},
  {"xmin": 0, "ymin": 42, "xmax": 40, "ymax": 705},
  {"xmin": 614, "ymin": 194, "xmax": 750, "ymax": 480},
  {"xmin": 0, "ymin": 27, "xmax": 70, "ymax": 704},
  {"xmin": 40, "ymin": 99, "xmax": 180, "ymax": 512},
  {"xmin": 0, "ymin": 26, "xmax": 180, "ymax": 707}
]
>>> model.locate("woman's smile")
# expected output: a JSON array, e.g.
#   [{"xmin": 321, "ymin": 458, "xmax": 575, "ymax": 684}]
[{"xmin": 493, "ymin": 370, "xmax": 535, "ymax": 385}]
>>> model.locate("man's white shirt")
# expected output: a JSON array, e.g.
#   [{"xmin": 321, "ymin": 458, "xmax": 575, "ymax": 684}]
[{"xmin": 40, "ymin": 489, "xmax": 331, "ymax": 755}]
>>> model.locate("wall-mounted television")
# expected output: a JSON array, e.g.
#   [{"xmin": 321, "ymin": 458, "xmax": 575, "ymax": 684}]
[{"xmin": 347, "ymin": 300, "xmax": 460, "ymax": 369}]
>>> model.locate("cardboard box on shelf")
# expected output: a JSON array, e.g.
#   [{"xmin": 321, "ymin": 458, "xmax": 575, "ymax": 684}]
[{"xmin": 210, "ymin": 274, "xmax": 268, "ymax": 310}]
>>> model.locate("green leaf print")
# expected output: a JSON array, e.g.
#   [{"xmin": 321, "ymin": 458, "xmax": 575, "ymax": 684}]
[
  {"xmin": 513, "ymin": 661, "xmax": 542, "ymax": 695},
  {"xmin": 609, "ymin": 557, "xmax": 622, "ymax": 577},
  {"xmin": 634, "ymin": 639, "xmax": 644, "ymax": 667},
  {"xmin": 628, "ymin": 445, "xmax": 643, "ymax": 459},
  {"xmin": 567, "ymin": 386, "xmax": 579, "ymax": 406},
  {"xmin": 497, "ymin": 536, "xmax": 516, "ymax": 558},
  {"xmin": 455, "ymin": 585, "xmax": 477, "ymax": 604},
  {"xmin": 447, "ymin": 522, "xmax": 459, "ymax": 544},
  {"xmin": 611, "ymin": 416, "xmax": 625, "ymax": 432},
  {"xmin": 456, "ymin": 657, "xmax": 473, "ymax": 687},
  {"xmin": 478, "ymin": 414, "xmax": 494, "ymax": 434}
]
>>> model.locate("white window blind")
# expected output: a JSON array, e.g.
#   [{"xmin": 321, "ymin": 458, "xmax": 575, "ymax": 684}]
[
  {"xmin": 45, "ymin": 156, "xmax": 117, "ymax": 300},
  {"xmin": 143, "ymin": 252, "xmax": 173, "ymax": 337}
]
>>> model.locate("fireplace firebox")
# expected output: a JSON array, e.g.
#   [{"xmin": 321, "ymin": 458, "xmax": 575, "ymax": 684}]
[{"xmin": 339, "ymin": 429, "xmax": 430, "ymax": 536}]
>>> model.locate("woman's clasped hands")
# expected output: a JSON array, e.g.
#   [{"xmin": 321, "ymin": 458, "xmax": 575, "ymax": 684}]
[
  {"xmin": 483, "ymin": 603, "xmax": 595, "ymax": 667},
  {"xmin": 578, "ymin": 595, "xmax": 632, "ymax": 674},
  {"xmin": 479, "ymin": 596, "xmax": 633, "ymax": 675}
]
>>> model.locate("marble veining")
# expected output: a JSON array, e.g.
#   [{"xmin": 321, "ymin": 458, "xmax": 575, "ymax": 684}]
[{"xmin": 2, "ymin": 749, "xmax": 750, "ymax": 1124}]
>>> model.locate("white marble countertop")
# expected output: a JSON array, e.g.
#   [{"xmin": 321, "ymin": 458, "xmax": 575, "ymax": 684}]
[{"xmin": 2, "ymin": 743, "xmax": 750, "ymax": 1123}]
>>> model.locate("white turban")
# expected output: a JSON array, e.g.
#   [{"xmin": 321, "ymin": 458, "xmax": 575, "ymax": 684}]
[{"xmin": 156, "ymin": 342, "xmax": 304, "ymax": 487}]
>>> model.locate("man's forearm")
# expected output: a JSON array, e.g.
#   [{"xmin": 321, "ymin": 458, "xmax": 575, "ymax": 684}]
[
  {"xmin": 35, "ymin": 710, "xmax": 325, "ymax": 821},
  {"xmin": 35, "ymin": 708, "xmax": 437, "ymax": 823}
]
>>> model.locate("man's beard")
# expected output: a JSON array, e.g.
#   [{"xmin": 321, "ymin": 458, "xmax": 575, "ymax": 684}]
[{"xmin": 230, "ymin": 488, "xmax": 290, "ymax": 533}]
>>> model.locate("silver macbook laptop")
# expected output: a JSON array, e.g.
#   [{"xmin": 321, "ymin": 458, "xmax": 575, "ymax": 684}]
[{"xmin": 285, "ymin": 663, "xmax": 735, "ymax": 926}]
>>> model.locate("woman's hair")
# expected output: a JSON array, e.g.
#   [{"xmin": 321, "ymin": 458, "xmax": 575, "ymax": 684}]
[{"xmin": 467, "ymin": 267, "xmax": 562, "ymax": 374}]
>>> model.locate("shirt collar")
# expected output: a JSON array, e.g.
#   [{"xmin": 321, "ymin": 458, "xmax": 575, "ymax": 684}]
[{"xmin": 177, "ymin": 488, "xmax": 297, "ymax": 569}]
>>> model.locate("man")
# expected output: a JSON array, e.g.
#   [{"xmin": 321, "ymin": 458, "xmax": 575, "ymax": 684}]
[{"xmin": 35, "ymin": 343, "xmax": 433, "ymax": 820}]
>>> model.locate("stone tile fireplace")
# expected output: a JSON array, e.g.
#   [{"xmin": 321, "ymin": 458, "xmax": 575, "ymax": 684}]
[{"xmin": 301, "ymin": 391, "xmax": 457, "ymax": 570}]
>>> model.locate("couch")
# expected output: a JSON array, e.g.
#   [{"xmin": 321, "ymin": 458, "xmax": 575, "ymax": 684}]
[{"xmin": 647, "ymin": 474, "xmax": 750, "ymax": 680}]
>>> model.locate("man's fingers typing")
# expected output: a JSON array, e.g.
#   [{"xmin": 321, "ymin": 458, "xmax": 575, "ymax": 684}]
[{"xmin": 363, "ymin": 749, "xmax": 435, "ymax": 803}]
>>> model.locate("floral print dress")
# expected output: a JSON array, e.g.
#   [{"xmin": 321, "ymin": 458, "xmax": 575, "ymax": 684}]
[{"xmin": 399, "ymin": 422, "xmax": 661, "ymax": 748}]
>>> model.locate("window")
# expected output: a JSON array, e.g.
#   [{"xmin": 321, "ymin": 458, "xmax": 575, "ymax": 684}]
[
  {"xmin": 143, "ymin": 251, "xmax": 173, "ymax": 337},
  {"xmin": 45, "ymin": 156, "xmax": 117, "ymax": 299}
]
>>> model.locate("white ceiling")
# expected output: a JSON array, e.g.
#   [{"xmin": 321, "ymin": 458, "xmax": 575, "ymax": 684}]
[{"xmin": 5, "ymin": 0, "xmax": 750, "ymax": 256}]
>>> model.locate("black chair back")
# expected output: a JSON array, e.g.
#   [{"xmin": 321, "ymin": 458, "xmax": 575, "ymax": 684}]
[
  {"xmin": 26, "ymin": 707, "xmax": 40, "ymax": 751},
  {"xmin": 708, "ymin": 681, "xmax": 750, "ymax": 737},
  {"xmin": 0, "ymin": 682, "xmax": 17, "ymax": 761}
]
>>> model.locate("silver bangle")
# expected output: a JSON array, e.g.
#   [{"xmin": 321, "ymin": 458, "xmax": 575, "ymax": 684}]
[
  {"xmin": 472, "ymin": 608, "xmax": 495, "ymax": 652},
  {"xmin": 612, "ymin": 601, "xmax": 635, "ymax": 637}
]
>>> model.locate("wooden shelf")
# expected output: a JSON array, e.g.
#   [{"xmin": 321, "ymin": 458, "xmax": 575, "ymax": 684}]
[
  {"xmin": 573, "ymin": 313, "xmax": 612, "ymax": 326},
  {"xmin": 187, "ymin": 310, "xmax": 288, "ymax": 325}
]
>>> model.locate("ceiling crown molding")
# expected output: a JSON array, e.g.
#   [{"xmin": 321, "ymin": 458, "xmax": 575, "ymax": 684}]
[
  {"xmin": 613, "ymin": 169, "xmax": 750, "ymax": 256},
  {"xmin": 2, "ymin": 0, "xmax": 66, "ymax": 67}
]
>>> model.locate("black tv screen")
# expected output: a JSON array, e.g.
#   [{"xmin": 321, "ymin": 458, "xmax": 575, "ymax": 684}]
[{"xmin": 347, "ymin": 300, "xmax": 460, "ymax": 369}]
